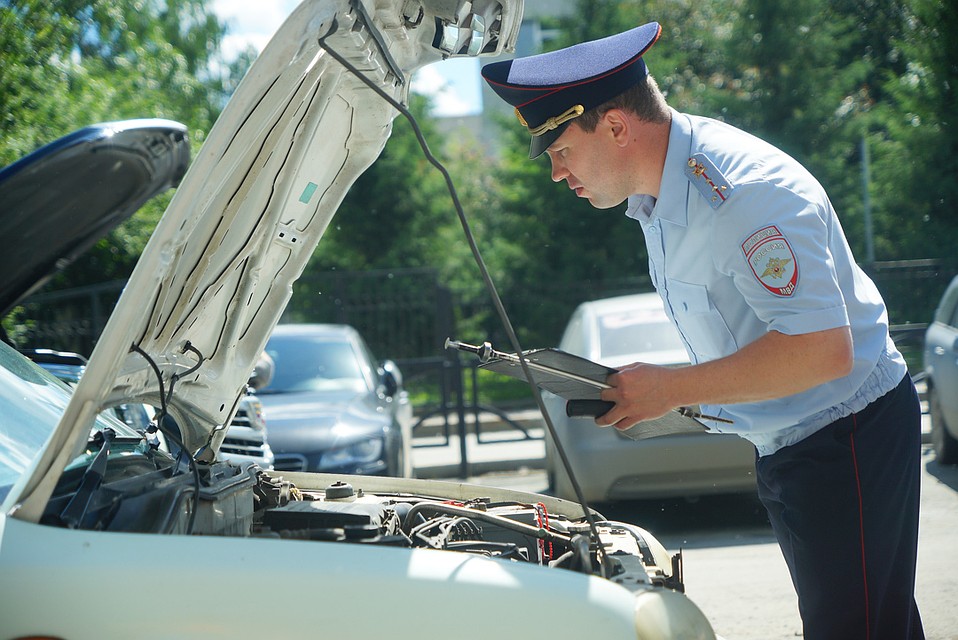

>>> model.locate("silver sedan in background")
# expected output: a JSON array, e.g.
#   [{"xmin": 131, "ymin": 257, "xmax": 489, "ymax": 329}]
[
  {"xmin": 924, "ymin": 274, "xmax": 958, "ymax": 464},
  {"xmin": 544, "ymin": 292, "xmax": 757, "ymax": 503}
]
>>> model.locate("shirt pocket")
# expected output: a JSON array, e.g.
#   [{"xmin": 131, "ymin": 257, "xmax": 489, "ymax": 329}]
[{"xmin": 666, "ymin": 279, "xmax": 737, "ymax": 362}]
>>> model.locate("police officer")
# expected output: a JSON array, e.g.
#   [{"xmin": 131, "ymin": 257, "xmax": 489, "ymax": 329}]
[{"xmin": 482, "ymin": 22, "xmax": 924, "ymax": 639}]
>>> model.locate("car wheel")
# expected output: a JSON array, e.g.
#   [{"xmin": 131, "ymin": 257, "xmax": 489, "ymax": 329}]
[{"xmin": 929, "ymin": 385, "xmax": 958, "ymax": 465}]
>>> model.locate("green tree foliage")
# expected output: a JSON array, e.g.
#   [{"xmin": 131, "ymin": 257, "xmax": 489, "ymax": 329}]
[
  {"xmin": 3, "ymin": 0, "xmax": 954, "ymax": 352},
  {"xmin": 870, "ymin": 0, "xmax": 958, "ymax": 265},
  {"xmin": 560, "ymin": 0, "xmax": 738, "ymax": 115},
  {"xmin": 0, "ymin": 0, "xmax": 234, "ymax": 285},
  {"xmin": 309, "ymin": 94, "xmax": 453, "ymax": 272},
  {"xmin": 719, "ymin": 0, "xmax": 858, "ymax": 156},
  {"xmin": 715, "ymin": 1, "xmax": 879, "ymax": 259}
]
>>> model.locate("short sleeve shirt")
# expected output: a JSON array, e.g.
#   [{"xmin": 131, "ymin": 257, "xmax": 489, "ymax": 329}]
[{"xmin": 625, "ymin": 111, "xmax": 907, "ymax": 455}]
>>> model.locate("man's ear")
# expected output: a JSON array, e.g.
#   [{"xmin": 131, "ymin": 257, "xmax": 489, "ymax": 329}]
[{"xmin": 602, "ymin": 108, "xmax": 631, "ymax": 148}]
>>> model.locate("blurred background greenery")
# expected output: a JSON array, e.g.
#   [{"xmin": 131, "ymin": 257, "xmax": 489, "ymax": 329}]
[{"xmin": 2, "ymin": 0, "xmax": 955, "ymax": 405}]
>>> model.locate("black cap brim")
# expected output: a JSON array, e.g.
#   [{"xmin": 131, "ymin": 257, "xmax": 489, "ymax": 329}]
[{"xmin": 528, "ymin": 123, "xmax": 570, "ymax": 159}]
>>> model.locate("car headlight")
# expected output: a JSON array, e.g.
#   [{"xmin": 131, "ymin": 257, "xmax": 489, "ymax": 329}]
[
  {"xmin": 318, "ymin": 437, "xmax": 385, "ymax": 470},
  {"xmin": 633, "ymin": 589, "xmax": 716, "ymax": 640},
  {"xmin": 246, "ymin": 398, "xmax": 267, "ymax": 431}
]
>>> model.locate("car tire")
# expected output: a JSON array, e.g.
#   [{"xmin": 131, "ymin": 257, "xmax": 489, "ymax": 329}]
[{"xmin": 929, "ymin": 385, "xmax": 958, "ymax": 465}]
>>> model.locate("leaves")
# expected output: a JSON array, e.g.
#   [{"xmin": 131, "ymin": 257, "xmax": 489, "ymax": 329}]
[
  {"xmin": 2, "ymin": 0, "xmax": 954, "ymax": 346},
  {"xmin": 0, "ymin": 0, "xmax": 235, "ymax": 285}
]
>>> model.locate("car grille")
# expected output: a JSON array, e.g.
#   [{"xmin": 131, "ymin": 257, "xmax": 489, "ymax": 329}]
[
  {"xmin": 272, "ymin": 454, "xmax": 308, "ymax": 472},
  {"xmin": 220, "ymin": 437, "xmax": 269, "ymax": 459},
  {"xmin": 231, "ymin": 406, "xmax": 255, "ymax": 428}
]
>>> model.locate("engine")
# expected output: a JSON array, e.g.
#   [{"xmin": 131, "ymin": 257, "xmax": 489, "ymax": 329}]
[{"xmin": 250, "ymin": 468, "xmax": 685, "ymax": 593}]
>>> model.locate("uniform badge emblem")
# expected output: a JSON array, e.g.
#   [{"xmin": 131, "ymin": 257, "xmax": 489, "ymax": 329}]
[
  {"xmin": 742, "ymin": 226, "xmax": 799, "ymax": 297},
  {"xmin": 685, "ymin": 154, "xmax": 733, "ymax": 209}
]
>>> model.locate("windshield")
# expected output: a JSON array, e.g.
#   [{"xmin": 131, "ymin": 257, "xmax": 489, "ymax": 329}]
[
  {"xmin": 598, "ymin": 307, "xmax": 686, "ymax": 359},
  {"xmin": 262, "ymin": 335, "xmax": 369, "ymax": 393},
  {"xmin": 0, "ymin": 340, "xmax": 140, "ymax": 503}
]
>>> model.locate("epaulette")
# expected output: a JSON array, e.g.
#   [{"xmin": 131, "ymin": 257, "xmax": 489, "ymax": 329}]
[{"xmin": 685, "ymin": 153, "xmax": 734, "ymax": 209}]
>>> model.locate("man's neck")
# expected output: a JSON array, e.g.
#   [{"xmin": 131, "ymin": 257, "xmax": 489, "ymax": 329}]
[{"xmin": 628, "ymin": 112, "xmax": 672, "ymax": 199}]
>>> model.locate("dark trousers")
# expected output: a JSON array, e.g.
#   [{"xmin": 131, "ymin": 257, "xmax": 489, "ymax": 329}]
[{"xmin": 756, "ymin": 374, "xmax": 925, "ymax": 640}]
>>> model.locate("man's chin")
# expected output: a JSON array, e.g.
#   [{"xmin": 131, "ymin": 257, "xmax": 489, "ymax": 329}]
[
  {"xmin": 575, "ymin": 187, "xmax": 626, "ymax": 209},
  {"xmin": 587, "ymin": 195, "xmax": 628, "ymax": 210}
]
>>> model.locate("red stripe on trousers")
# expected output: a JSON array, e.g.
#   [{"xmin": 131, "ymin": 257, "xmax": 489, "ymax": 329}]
[{"xmin": 850, "ymin": 413, "xmax": 871, "ymax": 640}]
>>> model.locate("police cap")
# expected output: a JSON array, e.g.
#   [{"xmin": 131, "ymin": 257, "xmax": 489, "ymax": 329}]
[{"xmin": 481, "ymin": 22, "xmax": 661, "ymax": 159}]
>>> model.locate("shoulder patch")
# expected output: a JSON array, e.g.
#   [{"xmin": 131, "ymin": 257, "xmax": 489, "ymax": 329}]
[
  {"xmin": 742, "ymin": 225, "xmax": 799, "ymax": 297},
  {"xmin": 685, "ymin": 153, "xmax": 734, "ymax": 209}
]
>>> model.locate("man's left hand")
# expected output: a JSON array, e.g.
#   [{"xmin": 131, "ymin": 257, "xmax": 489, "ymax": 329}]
[{"xmin": 597, "ymin": 363, "xmax": 677, "ymax": 430}]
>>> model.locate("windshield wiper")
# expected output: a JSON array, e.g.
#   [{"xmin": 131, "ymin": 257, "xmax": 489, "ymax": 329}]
[{"xmin": 59, "ymin": 427, "xmax": 115, "ymax": 529}]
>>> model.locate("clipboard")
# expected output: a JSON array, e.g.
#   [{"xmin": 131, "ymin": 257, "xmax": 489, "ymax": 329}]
[{"xmin": 445, "ymin": 340, "xmax": 726, "ymax": 441}]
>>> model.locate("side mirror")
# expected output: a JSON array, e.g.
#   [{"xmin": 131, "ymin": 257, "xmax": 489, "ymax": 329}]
[
  {"xmin": 249, "ymin": 351, "xmax": 274, "ymax": 391},
  {"xmin": 379, "ymin": 359, "xmax": 403, "ymax": 397}
]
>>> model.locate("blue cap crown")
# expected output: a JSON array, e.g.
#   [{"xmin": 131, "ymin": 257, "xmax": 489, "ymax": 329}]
[{"xmin": 481, "ymin": 22, "xmax": 661, "ymax": 158}]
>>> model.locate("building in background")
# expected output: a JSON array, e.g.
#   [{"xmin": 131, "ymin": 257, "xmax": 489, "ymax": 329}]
[{"xmin": 435, "ymin": 0, "xmax": 574, "ymax": 155}]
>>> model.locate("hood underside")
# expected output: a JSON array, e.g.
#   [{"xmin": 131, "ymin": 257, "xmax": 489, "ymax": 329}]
[
  {"xmin": 0, "ymin": 119, "xmax": 189, "ymax": 315},
  {"xmin": 13, "ymin": 0, "xmax": 523, "ymax": 522}
]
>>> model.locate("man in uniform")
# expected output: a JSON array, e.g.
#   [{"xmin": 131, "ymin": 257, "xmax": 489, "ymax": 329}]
[{"xmin": 481, "ymin": 22, "xmax": 924, "ymax": 639}]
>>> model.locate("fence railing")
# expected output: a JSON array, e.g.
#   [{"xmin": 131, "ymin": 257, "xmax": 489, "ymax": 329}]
[{"xmin": 7, "ymin": 260, "xmax": 952, "ymax": 474}]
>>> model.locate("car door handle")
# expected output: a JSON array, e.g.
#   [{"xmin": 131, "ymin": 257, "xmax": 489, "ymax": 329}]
[{"xmin": 935, "ymin": 346, "xmax": 946, "ymax": 356}]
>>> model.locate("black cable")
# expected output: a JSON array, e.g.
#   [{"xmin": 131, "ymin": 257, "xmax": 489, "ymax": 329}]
[
  {"xmin": 318, "ymin": 27, "xmax": 610, "ymax": 575},
  {"xmin": 132, "ymin": 343, "xmax": 167, "ymax": 413},
  {"xmin": 165, "ymin": 340, "xmax": 204, "ymax": 407},
  {"xmin": 161, "ymin": 341, "xmax": 226, "ymax": 464},
  {"xmin": 130, "ymin": 343, "xmax": 200, "ymax": 535},
  {"xmin": 401, "ymin": 501, "xmax": 570, "ymax": 547}
]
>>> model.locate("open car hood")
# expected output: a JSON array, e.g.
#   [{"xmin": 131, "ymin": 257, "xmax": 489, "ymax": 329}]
[
  {"xmin": 0, "ymin": 119, "xmax": 189, "ymax": 315},
  {"xmin": 13, "ymin": 0, "xmax": 523, "ymax": 522}
]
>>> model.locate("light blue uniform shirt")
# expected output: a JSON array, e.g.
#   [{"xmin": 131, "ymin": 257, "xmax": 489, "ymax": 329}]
[{"xmin": 626, "ymin": 110, "xmax": 907, "ymax": 456}]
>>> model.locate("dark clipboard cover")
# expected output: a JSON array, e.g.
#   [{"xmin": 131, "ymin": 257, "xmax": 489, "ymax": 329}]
[{"xmin": 479, "ymin": 348, "xmax": 708, "ymax": 441}]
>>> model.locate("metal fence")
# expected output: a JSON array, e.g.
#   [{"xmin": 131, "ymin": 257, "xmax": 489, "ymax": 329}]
[
  {"xmin": 8, "ymin": 259, "xmax": 953, "ymax": 470},
  {"xmin": 6, "ymin": 279, "xmax": 127, "ymax": 355},
  {"xmin": 14, "ymin": 260, "xmax": 949, "ymax": 359},
  {"xmin": 866, "ymin": 259, "xmax": 947, "ymax": 325}
]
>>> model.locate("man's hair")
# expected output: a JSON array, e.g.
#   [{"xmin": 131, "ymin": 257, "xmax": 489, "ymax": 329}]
[{"xmin": 576, "ymin": 74, "xmax": 670, "ymax": 132}]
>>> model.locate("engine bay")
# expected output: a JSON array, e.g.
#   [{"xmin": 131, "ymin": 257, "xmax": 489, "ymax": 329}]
[
  {"xmin": 41, "ymin": 442, "xmax": 685, "ymax": 596},
  {"xmin": 253, "ymin": 467, "xmax": 686, "ymax": 595}
]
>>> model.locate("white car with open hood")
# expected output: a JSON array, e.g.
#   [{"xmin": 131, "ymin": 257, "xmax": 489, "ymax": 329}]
[{"xmin": 0, "ymin": 1, "xmax": 718, "ymax": 638}]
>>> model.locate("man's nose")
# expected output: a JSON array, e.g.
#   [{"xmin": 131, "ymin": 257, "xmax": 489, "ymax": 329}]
[{"xmin": 550, "ymin": 158, "xmax": 568, "ymax": 183}]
